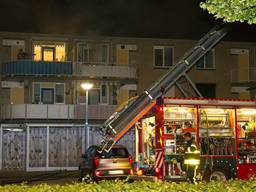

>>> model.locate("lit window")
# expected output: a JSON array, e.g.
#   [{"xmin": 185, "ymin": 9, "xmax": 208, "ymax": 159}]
[
  {"xmin": 56, "ymin": 45, "xmax": 65, "ymax": 61},
  {"xmin": 42, "ymin": 47, "xmax": 55, "ymax": 61},
  {"xmin": 34, "ymin": 46, "xmax": 41, "ymax": 61},
  {"xmin": 33, "ymin": 42, "xmax": 65, "ymax": 61}
]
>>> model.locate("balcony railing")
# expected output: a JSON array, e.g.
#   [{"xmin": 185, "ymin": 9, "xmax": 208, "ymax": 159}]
[
  {"xmin": 78, "ymin": 62, "xmax": 137, "ymax": 79},
  {"xmin": 231, "ymin": 68, "xmax": 256, "ymax": 83},
  {"xmin": 0, "ymin": 104, "xmax": 117, "ymax": 120},
  {"xmin": 2, "ymin": 60, "xmax": 73, "ymax": 76}
]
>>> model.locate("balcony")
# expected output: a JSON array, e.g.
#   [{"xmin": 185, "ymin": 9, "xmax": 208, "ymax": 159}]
[
  {"xmin": 79, "ymin": 63, "xmax": 137, "ymax": 79},
  {"xmin": 231, "ymin": 68, "xmax": 256, "ymax": 83},
  {"xmin": 0, "ymin": 104, "xmax": 117, "ymax": 120},
  {"xmin": 1, "ymin": 60, "xmax": 73, "ymax": 76}
]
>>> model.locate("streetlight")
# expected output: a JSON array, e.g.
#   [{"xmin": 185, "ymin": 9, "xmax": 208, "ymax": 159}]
[{"xmin": 81, "ymin": 82, "xmax": 93, "ymax": 150}]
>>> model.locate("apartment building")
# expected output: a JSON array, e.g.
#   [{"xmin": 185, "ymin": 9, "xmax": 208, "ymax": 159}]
[{"xmin": 0, "ymin": 31, "xmax": 255, "ymax": 171}]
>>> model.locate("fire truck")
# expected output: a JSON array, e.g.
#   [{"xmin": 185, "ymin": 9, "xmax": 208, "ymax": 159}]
[
  {"xmin": 136, "ymin": 97, "xmax": 256, "ymax": 181},
  {"xmin": 96, "ymin": 25, "xmax": 255, "ymax": 181}
]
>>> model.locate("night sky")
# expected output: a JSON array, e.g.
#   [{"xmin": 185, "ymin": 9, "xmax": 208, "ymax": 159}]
[{"xmin": 0, "ymin": 0, "xmax": 255, "ymax": 41}]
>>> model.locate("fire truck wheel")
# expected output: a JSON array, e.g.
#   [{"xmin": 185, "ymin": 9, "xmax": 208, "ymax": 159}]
[{"xmin": 205, "ymin": 169, "xmax": 229, "ymax": 181}]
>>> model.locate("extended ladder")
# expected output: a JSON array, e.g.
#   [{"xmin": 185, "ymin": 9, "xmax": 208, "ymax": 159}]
[{"xmin": 99, "ymin": 24, "xmax": 229, "ymax": 152}]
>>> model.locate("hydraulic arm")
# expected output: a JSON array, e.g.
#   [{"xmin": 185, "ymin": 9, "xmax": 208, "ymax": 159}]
[{"xmin": 99, "ymin": 24, "xmax": 229, "ymax": 152}]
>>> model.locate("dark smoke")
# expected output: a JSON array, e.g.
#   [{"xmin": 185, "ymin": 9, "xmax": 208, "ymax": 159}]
[{"xmin": 0, "ymin": 0, "xmax": 255, "ymax": 42}]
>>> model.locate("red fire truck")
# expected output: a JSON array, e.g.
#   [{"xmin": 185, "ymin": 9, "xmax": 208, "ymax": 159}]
[
  {"xmin": 97, "ymin": 25, "xmax": 256, "ymax": 181},
  {"xmin": 135, "ymin": 97, "xmax": 256, "ymax": 181}
]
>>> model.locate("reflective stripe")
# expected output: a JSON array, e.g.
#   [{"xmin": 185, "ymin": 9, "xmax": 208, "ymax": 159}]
[
  {"xmin": 145, "ymin": 91, "xmax": 153, "ymax": 100},
  {"xmin": 108, "ymin": 125, "xmax": 117, "ymax": 134}
]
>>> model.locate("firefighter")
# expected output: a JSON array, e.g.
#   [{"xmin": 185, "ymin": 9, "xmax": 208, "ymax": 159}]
[
  {"xmin": 183, "ymin": 132, "xmax": 200, "ymax": 183},
  {"xmin": 183, "ymin": 132, "xmax": 196, "ymax": 151}
]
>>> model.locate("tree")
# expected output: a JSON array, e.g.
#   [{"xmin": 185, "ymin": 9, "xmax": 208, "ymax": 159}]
[{"xmin": 200, "ymin": 0, "xmax": 256, "ymax": 24}]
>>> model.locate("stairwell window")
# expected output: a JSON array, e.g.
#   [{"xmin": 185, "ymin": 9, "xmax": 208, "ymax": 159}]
[
  {"xmin": 196, "ymin": 49, "xmax": 215, "ymax": 69},
  {"xmin": 154, "ymin": 46, "xmax": 174, "ymax": 67}
]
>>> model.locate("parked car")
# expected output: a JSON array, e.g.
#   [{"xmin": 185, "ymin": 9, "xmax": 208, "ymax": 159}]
[{"xmin": 79, "ymin": 145, "xmax": 133, "ymax": 181}]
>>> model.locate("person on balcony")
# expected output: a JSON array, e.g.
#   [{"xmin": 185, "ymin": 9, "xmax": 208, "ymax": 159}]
[{"xmin": 17, "ymin": 49, "xmax": 28, "ymax": 60}]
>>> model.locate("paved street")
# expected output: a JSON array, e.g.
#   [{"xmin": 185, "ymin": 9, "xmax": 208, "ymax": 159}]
[{"xmin": 0, "ymin": 171, "xmax": 79, "ymax": 185}]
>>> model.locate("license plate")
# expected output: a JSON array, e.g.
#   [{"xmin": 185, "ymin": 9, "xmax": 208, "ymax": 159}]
[{"xmin": 108, "ymin": 170, "xmax": 124, "ymax": 175}]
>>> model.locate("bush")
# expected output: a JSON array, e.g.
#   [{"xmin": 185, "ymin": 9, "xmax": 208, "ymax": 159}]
[{"xmin": 0, "ymin": 178, "xmax": 256, "ymax": 192}]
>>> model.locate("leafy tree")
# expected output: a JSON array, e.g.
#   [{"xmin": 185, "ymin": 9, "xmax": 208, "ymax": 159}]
[{"xmin": 200, "ymin": 0, "xmax": 256, "ymax": 24}]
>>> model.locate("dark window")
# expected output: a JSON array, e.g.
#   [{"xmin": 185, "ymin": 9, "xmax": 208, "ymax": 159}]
[
  {"xmin": 101, "ymin": 85, "xmax": 108, "ymax": 104},
  {"xmin": 99, "ymin": 147, "xmax": 129, "ymax": 159},
  {"xmin": 41, "ymin": 88, "xmax": 54, "ymax": 104},
  {"xmin": 164, "ymin": 48, "xmax": 173, "ymax": 67},
  {"xmin": 102, "ymin": 85, "xmax": 106, "ymax": 97},
  {"xmin": 33, "ymin": 83, "xmax": 40, "ymax": 104},
  {"xmin": 154, "ymin": 47, "xmax": 173, "ymax": 67},
  {"xmin": 196, "ymin": 83, "xmax": 216, "ymax": 98},
  {"xmin": 88, "ymin": 89, "xmax": 100, "ymax": 104},
  {"xmin": 196, "ymin": 49, "xmax": 215, "ymax": 69},
  {"xmin": 55, "ymin": 84, "xmax": 64, "ymax": 103},
  {"xmin": 77, "ymin": 44, "xmax": 89, "ymax": 63},
  {"xmin": 101, "ymin": 44, "xmax": 108, "ymax": 63},
  {"xmin": 154, "ymin": 48, "xmax": 163, "ymax": 67}
]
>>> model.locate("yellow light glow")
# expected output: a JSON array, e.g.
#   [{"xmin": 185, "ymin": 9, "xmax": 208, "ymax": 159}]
[
  {"xmin": 238, "ymin": 108, "xmax": 256, "ymax": 115},
  {"xmin": 137, "ymin": 170, "xmax": 143, "ymax": 176},
  {"xmin": 43, "ymin": 49, "xmax": 54, "ymax": 61},
  {"xmin": 165, "ymin": 107, "xmax": 192, "ymax": 113},
  {"xmin": 81, "ymin": 83, "xmax": 94, "ymax": 90},
  {"xmin": 56, "ymin": 45, "xmax": 65, "ymax": 61},
  {"xmin": 202, "ymin": 108, "xmax": 225, "ymax": 114},
  {"xmin": 184, "ymin": 159, "xmax": 200, "ymax": 165},
  {"xmin": 34, "ymin": 46, "xmax": 41, "ymax": 61}
]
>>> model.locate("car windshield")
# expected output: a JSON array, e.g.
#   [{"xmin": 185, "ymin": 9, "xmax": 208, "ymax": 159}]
[{"xmin": 99, "ymin": 147, "xmax": 129, "ymax": 159}]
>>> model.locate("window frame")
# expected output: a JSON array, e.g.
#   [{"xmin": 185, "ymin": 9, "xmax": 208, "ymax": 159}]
[
  {"xmin": 77, "ymin": 43, "xmax": 90, "ymax": 63},
  {"xmin": 77, "ymin": 42, "xmax": 110, "ymax": 64},
  {"xmin": 153, "ymin": 46, "xmax": 174, "ymax": 68},
  {"xmin": 32, "ymin": 82, "xmax": 65, "ymax": 104},
  {"xmin": 42, "ymin": 46, "xmax": 56, "ymax": 61},
  {"xmin": 196, "ymin": 49, "xmax": 216, "ymax": 70},
  {"xmin": 99, "ymin": 43, "xmax": 110, "ymax": 64},
  {"xmin": 41, "ymin": 88, "xmax": 55, "ymax": 104},
  {"xmin": 32, "ymin": 41, "xmax": 66, "ymax": 62},
  {"xmin": 55, "ymin": 83, "xmax": 65, "ymax": 104},
  {"xmin": 100, "ymin": 84, "xmax": 109, "ymax": 104}
]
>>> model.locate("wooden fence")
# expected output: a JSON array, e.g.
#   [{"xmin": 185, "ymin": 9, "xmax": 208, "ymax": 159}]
[{"xmin": 0, "ymin": 124, "xmax": 135, "ymax": 171}]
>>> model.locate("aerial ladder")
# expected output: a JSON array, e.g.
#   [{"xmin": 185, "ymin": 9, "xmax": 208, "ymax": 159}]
[{"xmin": 98, "ymin": 24, "xmax": 229, "ymax": 153}]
